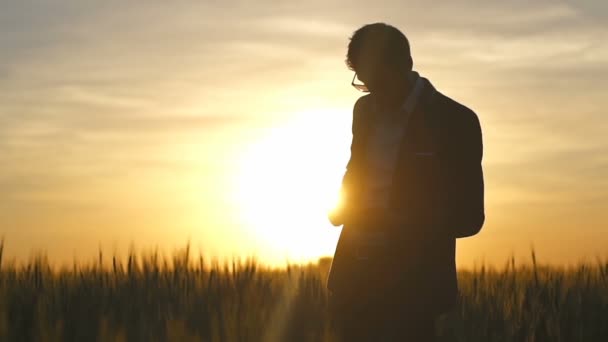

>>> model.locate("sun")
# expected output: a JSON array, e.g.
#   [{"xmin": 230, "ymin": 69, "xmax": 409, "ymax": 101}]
[{"xmin": 232, "ymin": 108, "xmax": 351, "ymax": 264}]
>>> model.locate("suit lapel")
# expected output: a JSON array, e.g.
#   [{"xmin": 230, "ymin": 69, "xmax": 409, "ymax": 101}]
[
  {"xmin": 396, "ymin": 81, "xmax": 436, "ymax": 153},
  {"xmin": 388, "ymin": 81, "xmax": 439, "ymax": 206}
]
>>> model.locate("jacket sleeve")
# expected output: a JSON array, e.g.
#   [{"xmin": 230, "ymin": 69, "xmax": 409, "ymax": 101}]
[
  {"xmin": 445, "ymin": 107, "xmax": 485, "ymax": 237},
  {"xmin": 328, "ymin": 97, "xmax": 366, "ymax": 227}
]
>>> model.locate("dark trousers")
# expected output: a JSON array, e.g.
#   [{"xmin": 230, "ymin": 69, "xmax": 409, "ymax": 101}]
[
  {"xmin": 329, "ymin": 292, "xmax": 437, "ymax": 342},
  {"xmin": 327, "ymin": 221, "xmax": 446, "ymax": 341}
]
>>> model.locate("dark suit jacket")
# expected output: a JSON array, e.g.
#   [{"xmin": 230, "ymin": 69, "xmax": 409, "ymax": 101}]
[{"xmin": 327, "ymin": 80, "xmax": 484, "ymax": 314}]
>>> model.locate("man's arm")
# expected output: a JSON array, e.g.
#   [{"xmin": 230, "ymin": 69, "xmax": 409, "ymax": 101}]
[
  {"xmin": 445, "ymin": 106, "xmax": 485, "ymax": 238},
  {"xmin": 328, "ymin": 97, "xmax": 367, "ymax": 227}
]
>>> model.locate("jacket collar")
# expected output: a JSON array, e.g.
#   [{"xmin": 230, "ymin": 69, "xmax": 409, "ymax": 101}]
[{"xmin": 367, "ymin": 72, "xmax": 436, "ymax": 130}]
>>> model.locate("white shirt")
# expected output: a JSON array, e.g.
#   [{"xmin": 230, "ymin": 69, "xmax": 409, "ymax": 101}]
[{"xmin": 361, "ymin": 72, "xmax": 426, "ymax": 209}]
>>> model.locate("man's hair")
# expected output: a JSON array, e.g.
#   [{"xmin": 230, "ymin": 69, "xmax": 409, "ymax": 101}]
[{"xmin": 345, "ymin": 23, "xmax": 412, "ymax": 72}]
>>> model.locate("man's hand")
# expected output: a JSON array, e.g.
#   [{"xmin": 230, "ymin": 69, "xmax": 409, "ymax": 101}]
[{"xmin": 328, "ymin": 208, "xmax": 344, "ymax": 227}]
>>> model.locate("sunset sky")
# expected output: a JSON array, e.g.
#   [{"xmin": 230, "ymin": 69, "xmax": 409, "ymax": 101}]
[{"xmin": 1, "ymin": 0, "xmax": 607, "ymax": 267}]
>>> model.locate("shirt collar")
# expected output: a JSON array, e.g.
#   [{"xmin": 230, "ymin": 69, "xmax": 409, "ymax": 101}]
[
  {"xmin": 401, "ymin": 71, "xmax": 425, "ymax": 115},
  {"xmin": 370, "ymin": 71, "xmax": 429, "ymax": 122}
]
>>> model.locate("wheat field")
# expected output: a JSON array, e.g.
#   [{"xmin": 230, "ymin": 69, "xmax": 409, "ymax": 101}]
[{"xmin": 0, "ymin": 242, "xmax": 607, "ymax": 342}]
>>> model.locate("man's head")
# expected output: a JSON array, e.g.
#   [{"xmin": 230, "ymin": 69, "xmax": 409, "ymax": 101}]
[{"xmin": 346, "ymin": 23, "xmax": 413, "ymax": 93}]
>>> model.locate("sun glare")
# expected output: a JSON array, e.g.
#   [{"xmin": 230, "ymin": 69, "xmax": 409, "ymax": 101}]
[{"xmin": 233, "ymin": 108, "xmax": 350, "ymax": 264}]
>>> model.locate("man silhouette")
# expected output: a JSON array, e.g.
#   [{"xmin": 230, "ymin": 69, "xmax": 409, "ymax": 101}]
[{"xmin": 327, "ymin": 23, "xmax": 485, "ymax": 341}]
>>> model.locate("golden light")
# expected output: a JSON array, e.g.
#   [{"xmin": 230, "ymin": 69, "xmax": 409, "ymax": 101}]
[{"xmin": 232, "ymin": 108, "xmax": 351, "ymax": 264}]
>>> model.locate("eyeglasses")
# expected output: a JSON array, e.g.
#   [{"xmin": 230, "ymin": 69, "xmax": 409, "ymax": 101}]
[{"xmin": 351, "ymin": 73, "xmax": 369, "ymax": 92}]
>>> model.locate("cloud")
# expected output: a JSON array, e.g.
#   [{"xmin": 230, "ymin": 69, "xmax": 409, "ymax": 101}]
[{"xmin": 1, "ymin": 0, "xmax": 608, "ymax": 263}]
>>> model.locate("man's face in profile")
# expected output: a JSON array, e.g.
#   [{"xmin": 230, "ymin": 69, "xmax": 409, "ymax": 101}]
[{"xmin": 355, "ymin": 56, "xmax": 397, "ymax": 94}]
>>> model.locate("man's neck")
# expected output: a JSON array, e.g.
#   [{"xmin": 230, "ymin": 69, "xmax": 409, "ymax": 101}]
[{"xmin": 374, "ymin": 74, "xmax": 416, "ymax": 112}]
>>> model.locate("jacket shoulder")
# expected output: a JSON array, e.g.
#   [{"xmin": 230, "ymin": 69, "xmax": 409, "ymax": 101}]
[
  {"xmin": 352, "ymin": 94, "xmax": 373, "ymax": 133},
  {"xmin": 434, "ymin": 92, "xmax": 479, "ymax": 126},
  {"xmin": 353, "ymin": 94, "xmax": 373, "ymax": 117},
  {"xmin": 433, "ymin": 92, "xmax": 483, "ymax": 158}
]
